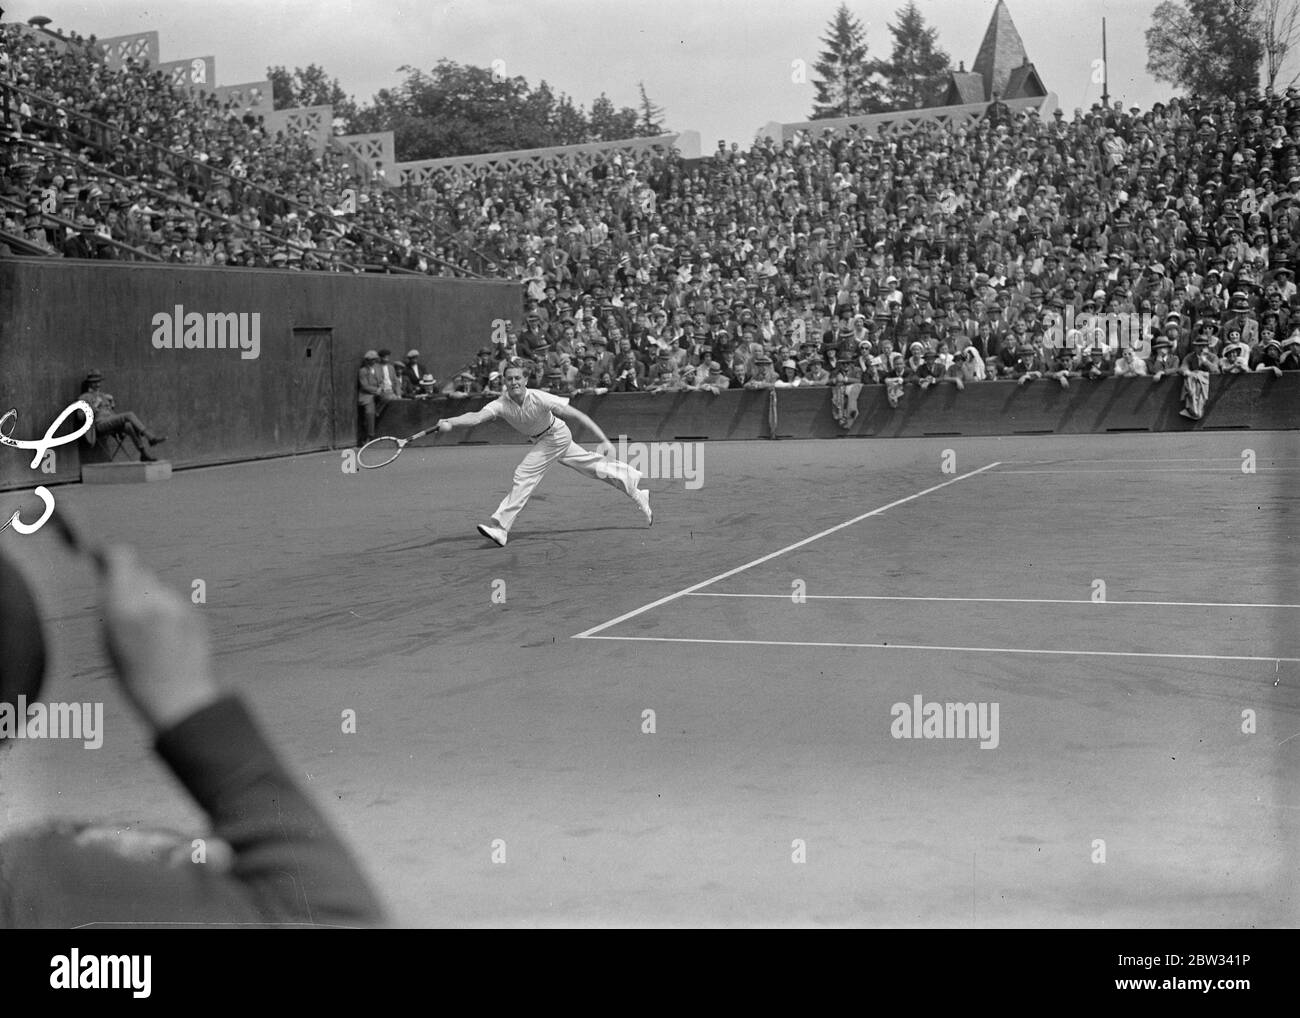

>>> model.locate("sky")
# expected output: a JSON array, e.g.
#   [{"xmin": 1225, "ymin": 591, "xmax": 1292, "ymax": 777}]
[{"xmin": 2, "ymin": 0, "xmax": 1284, "ymax": 148}]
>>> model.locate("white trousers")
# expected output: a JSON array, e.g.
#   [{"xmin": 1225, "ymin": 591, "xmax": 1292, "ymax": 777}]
[{"xmin": 491, "ymin": 420, "xmax": 642, "ymax": 532}]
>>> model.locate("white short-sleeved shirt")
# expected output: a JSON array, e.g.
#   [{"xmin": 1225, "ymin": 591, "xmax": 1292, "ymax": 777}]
[{"xmin": 480, "ymin": 388, "xmax": 569, "ymax": 437}]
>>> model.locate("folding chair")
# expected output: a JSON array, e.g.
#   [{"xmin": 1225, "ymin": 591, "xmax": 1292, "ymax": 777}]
[{"xmin": 83, "ymin": 426, "xmax": 130, "ymax": 463}]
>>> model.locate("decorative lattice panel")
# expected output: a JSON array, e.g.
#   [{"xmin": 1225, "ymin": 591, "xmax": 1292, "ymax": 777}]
[
  {"xmin": 212, "ymin": 81, "xmax": 272, "ymax": 114},
  {"xmin": 769, "ymin": 95, "xmax": 1055, "ymax": 145},
  {"xmin": 95, "ymin": 32, "xmax": 159, "ymax": 71},
  {"xmin": 262, "ymin": 106, "xmax": 333, "ymax": 155},
  {"xmin": 337, "ymin": 133, "xmax": 396, "ymax": 179},
  {"xmin": 395, "ymin": 133, "xmax": 685, "ymax": 187},
  {"xmin": 155, "ymin": 56, "xmax": 216, "ymax": 91}
]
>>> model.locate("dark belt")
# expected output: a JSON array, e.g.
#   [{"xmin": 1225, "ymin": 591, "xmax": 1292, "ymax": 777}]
[{"xmin": 531, "ymin": 417, "xmax": 557, "ymax": 440}]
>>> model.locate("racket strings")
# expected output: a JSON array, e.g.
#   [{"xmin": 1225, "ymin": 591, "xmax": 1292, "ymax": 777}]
[{"xmin": 358, "ymin": 437, "xmax": 403, "ymax": 468}]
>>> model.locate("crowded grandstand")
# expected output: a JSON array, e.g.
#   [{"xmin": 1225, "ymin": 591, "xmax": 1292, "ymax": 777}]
[{"xmin": 3, "ymin": 7, "xmax": 1300, "ymax": 417}]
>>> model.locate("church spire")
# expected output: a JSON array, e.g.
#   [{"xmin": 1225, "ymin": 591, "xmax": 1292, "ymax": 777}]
[{"xmin": 972, "ymin": 0, "xmax": 1030, "ymax": 100}]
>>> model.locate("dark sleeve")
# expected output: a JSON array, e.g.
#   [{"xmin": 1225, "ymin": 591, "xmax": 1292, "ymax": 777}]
[{"xmin": 0, "ymin": 695, "xmax": 386, "ymax": 928}]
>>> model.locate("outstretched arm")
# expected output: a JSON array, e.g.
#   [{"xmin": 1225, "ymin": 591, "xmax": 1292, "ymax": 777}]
[
  {"xmin": 436, "ymin": 407, "xmax": 495, "ymax": 432},
  {"xmin": 553, "ymin": 403, "xmax": 613, "ymax": 457}
]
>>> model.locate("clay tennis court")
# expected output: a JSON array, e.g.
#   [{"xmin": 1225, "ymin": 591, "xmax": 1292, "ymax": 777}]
[{"xmin": 3, "ymin": 430, "xmax": 1297, "ymax": 927}]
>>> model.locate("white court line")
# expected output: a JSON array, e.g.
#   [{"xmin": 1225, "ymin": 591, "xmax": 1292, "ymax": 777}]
[
  {"xmin": 685, "ymin": 592, "xmax": 1300, "ymax": 610},
  {"xmin": 572, "ymin": 460, "xmax": 1002, "ymax": 639},
  {"xmin": 997, "ymin": 467, "xmax": 1300, "ymax": 474},
  {"xmin": 1017, "ymin": 457, "xmax": 1263, "ymax": 464},
  {"xmin": 579, "ymin": 634, "xmax": 1300, "ymax": 665}
]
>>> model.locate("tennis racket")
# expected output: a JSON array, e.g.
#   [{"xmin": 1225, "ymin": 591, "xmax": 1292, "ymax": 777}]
[{"xmin": 357, "ymin": 424, "xmax": 443, "ymax": 468}]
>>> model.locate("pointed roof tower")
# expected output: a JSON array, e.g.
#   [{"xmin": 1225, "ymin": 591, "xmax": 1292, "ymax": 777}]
[{"xmin": 972, "ymin": 0, "xmax": 1029, "ymax": 100}]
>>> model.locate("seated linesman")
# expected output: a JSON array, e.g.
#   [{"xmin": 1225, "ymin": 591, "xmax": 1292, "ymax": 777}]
[{"xmin": 79, "ymin": 370, "xmax": 166, "ymax": 462}]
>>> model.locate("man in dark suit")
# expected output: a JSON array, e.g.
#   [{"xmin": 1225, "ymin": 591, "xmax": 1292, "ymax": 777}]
[
  {"xmin": 402, "ymin": 349, "xmax": 428, "ymax": 394},
  {"xmin": 375, "ymin": 349, "xmax": 404, "ymax": 401},
  {"xmin": 357, "ymin": 350, "xmax": 383, "ymax": 443}
]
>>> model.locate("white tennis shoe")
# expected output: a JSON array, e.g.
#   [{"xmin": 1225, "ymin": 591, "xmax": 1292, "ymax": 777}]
[
  {"xmin": 477, "ymin": 523, "xmax": 508, "ymax": 546},
  {"xmin": 634, "ymin": 488, "xmax": 653, "ymax": 526}
]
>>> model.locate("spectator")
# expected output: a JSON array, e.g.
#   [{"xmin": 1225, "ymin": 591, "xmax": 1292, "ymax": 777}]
[
  {"xmin": 0, "ymin": 546, "xmax": 386, "ymax": 927},
  {"xmin": 745, "ymin": 353, "xmax": 779, "ymax": 389},
  {"xmin": 356, "ymin": 350, "xmax": 382, "ymax": 442},
  {"xmin": 543, "ymin": 367, "xmax": 573, "ymax": 395},
  {"xmin": 442, "ymin": 369, "xmax": 481, "ymax": 399},
  {"xmin": 79, "ymin": 370, "xmax": 165, "ymax": 461},
  {"xmin": 1112, "ymin": 343, "xmax": 1149, "ymax": 377},
  {"xmin": 1013, "ymin": 343, "xmax": 1046, "ymax": 386},
  {"xmin": 646, "ymin": 347, "xmax": 678, "ymax": 388},
  {"xmin": 1180, "ymin": 327, "xmax": 1220, "ymax": 419},
  {"xmin": 402, "ymin": 349, "xmax": 429, "ymax": 392},
  {"xmin": 984, "ymin": 91, "xmax": 1012, "ymax": 130},
  {"xmin": 1082, "ymin": 345, "xmax": 1113, "ymax": 380},
  {"xmin": 1280, "ymin": 333, "xmax": 1300, "ymax": 369},
  {"xmin": 1048, "ymin": 345, "xmax": 1078, "ymax": 388},
  {"xmin": 1220, "ymin": 337, "xmax": 1252, "ymax": 373},
  {"xmin": 375, "ymin": 348, "xmax": 404, "ymax": 402},
  {"xmin": 952, "ymin": 344, "xmax": 986, "ymax": 388},
  {"xmin": 1149, "ymin": 335, "xmax": 1180, "ymax": 380},
  {"xmin": 914, "ymin": 349, "xmax": 945, "ymax": 390},
  {"xmin": 697, "ymin": 360, "xmax": 729, "ymax": 394}
]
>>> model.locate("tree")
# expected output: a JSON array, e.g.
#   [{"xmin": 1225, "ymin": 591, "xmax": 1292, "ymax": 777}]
[
  {"xmin": 267, "ymin": 63, "xmax": 359, "ymax": 124},
  {"xmin": 874, "ymin": 1, "xmax": 952, "ymax": 109},
  {"xmin": 589, "ymin": 93, "xmax": 641, "ymax": 141},
  {"xmin": 810, "ymin": 4, "xmax": 886, "ymax": 119},
  {"xmin": 346, "ymin": 61, "xmax": 667, "ymax": 158},
  {"xmin": 1146, "ymin": 0, "xmax": 1264, "ymax": 99},
  {"xmin": 637, "ymin": 81, "xmax": 666, "ymax": 135},
  {"xmin": 1259, "ymin": 0, "xmax": 1300, "ymax": 91},
  {"xmin": 551, "ymin": 93, "xmax": 591, "ymax": 146}
]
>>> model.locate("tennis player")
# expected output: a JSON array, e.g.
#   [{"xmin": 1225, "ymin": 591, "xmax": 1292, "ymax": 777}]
[{"xmin": 436, "ymin": 364, "xmax": 652, "ymax": 546}]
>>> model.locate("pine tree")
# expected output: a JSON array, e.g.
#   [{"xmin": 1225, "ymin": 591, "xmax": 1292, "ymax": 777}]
[
  {"xmin": 637, "ymin": 81, "xmax": 667, "ymax": 135},
  {"xmin": 810, "ymin": 4, "xmax": 885, "ymax": 119},
  {"xmin": 876, "ymin": 1, "xmax": 952, "ymax": 109}
]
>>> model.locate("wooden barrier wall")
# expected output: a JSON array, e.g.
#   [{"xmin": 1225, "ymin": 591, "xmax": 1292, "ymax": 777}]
[
  {"xmin": 0, "ymin": 259, "xmax": 519, "ymax": 489},
  {"xmin": 375, "ymin": 372, "xmax": 1300, "ymax": 449},
  {"xmin": 2, "ymin": 255, "xmax": 1297, "ymax": 497}
]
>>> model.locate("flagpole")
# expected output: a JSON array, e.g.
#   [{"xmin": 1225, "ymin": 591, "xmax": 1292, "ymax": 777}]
[{"xmin": 1101, "ymin": 18, "xmax": 1110, "ymax": 109}]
